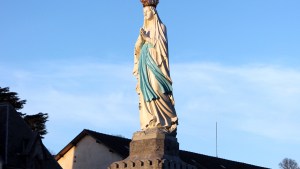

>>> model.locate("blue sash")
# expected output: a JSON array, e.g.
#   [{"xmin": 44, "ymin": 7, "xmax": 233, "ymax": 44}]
[{"xmin": 138, "ymin": 43, "xmax": 173, "ymax": 102}]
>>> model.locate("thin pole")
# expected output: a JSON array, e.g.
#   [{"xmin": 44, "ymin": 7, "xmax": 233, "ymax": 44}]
[{"xmin": 216, "ymin": 122, "xmax": 218, "ymax": 158}]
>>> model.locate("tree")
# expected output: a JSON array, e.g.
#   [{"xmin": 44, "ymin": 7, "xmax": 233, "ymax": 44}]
[
  {"xmin": 24, "ymin": 113, "xmax": 48, "ymax": 138},
  {"xmin": 0, "ymin": 87, "xmax": 26, "ymax": 115},
  {"xmin": 279, "ymin": 158, "xmax": 300, "ymax": 169},
  {"xmin": 0, "ymin": 87, "xmax": 48, "ymax": 138}
]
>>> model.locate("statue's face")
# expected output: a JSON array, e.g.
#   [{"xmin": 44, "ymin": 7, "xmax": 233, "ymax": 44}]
[{"xmin": 143, "ymin": 6, "xmax": 154, "ymax": 20}]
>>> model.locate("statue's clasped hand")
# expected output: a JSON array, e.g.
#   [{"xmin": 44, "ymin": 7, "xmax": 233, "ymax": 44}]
[
  {"xmin": 140, "ymin": 28, "xmax": 150, "ymax": 42},
  {"xmin": 140, "ymin": 28, "xmax": 145, "ymax": 36}
]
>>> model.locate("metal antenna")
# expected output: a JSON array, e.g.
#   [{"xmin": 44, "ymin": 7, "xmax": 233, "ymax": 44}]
[{"xmin": 216, "ymin": 122, "xmax": 218, "ymax": 158}]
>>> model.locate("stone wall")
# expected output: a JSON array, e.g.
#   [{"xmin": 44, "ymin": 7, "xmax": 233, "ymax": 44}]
[
  {"xmin": 110, "ymin": 159, "xmax": 196, "ymax": 169},
  {"xmin": 108, "ymin": 129, "xmax": 196, "ymax": 169}
]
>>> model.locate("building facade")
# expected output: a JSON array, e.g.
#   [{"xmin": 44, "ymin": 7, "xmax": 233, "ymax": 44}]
[
  {"xmin": 57, "ymin": 135, "xmax": 123, "ymax": 169},
  {"xmin": 56, "ymin": 129, "xmax": 269, "ymax": 169}
]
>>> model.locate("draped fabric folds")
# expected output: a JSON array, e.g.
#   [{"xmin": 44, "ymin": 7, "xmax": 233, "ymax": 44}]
[
  {"xmin": 138, "ymin": 43, "xmax": 173, "ymax": 102},
  {"xmin": 133, "ymin": 6, "xmax": 178, "ymax": 133}
]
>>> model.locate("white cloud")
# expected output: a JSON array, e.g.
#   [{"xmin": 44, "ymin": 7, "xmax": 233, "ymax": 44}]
[
  {"xmin": 1, "ymin": 60, "xmax": 300, "ymax": 152},
  {"xmin": 172, "ymin": 63, "xmax": 300, "ymax": 142}
]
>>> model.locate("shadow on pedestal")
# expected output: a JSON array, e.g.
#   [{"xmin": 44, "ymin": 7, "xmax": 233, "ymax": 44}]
[{"xmin": 108, "ymin": 128, "xmax": 196, "ymax": 169}]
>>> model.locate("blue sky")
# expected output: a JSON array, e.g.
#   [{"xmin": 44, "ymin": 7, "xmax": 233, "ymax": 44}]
[{"xmin": 1, "ymin": 0, "xmax": 300, "ymax": 168}]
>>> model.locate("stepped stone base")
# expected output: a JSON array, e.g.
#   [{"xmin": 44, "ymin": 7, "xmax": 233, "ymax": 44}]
[{"xmin": 108, "ymin": 129, "xmax": 196, "ymax": 169}]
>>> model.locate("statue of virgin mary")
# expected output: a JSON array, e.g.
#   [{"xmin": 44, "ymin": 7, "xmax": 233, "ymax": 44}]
[{"xmin": 133, "ymin": 0, "xmax": 178, "ymax": 134}]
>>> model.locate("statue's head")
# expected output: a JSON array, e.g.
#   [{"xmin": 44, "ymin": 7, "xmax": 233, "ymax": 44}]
[
  {"xmin": 141, "ymin": 0, "xmax": 161, "ymax": 25},
  {"xmin": 140, "ymin": 0, "xmax": 159, "ymax": 8},
  {"xmin": 143, "ymin": 6, "xmax": 156, "ymax": 21}
]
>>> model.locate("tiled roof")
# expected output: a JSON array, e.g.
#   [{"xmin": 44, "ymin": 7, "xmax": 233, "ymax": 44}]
[
  {"xmin": 55, "ymin": 129, "xmax": 269, "ymax": 169},
  {"xmin": 55, "ymin": 129, "xmax": 131, "ymax": 160},
  {"xmin": 86, "ymin": 129, "xmax": 131, "ymax": 158},
  {"xmin": 0, "ymin": 103, "xmax": 62, "ymax": 169},
  {"xmin": 179, "ymin": 150, "xmax": 269, "ymax": 169}
]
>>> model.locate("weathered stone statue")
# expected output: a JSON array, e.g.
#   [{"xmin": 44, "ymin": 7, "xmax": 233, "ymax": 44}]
[{"xmin": 133, "ymin": 0, "xmax": 178, "ymax": 134}]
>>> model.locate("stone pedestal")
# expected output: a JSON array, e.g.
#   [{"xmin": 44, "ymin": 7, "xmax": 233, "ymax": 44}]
[{"xmin": 108, "ymin": 129, "xmax": 196, "ymax": 169}]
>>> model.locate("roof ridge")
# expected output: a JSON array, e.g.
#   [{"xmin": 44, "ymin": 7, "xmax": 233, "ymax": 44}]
[
  {"xmin": 179, "ymin": 149, "xmax": 269, "ymax": 169},
  {"xmin": 83, "ymin": 129, "xmax": 131, "ymax": 141}
]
